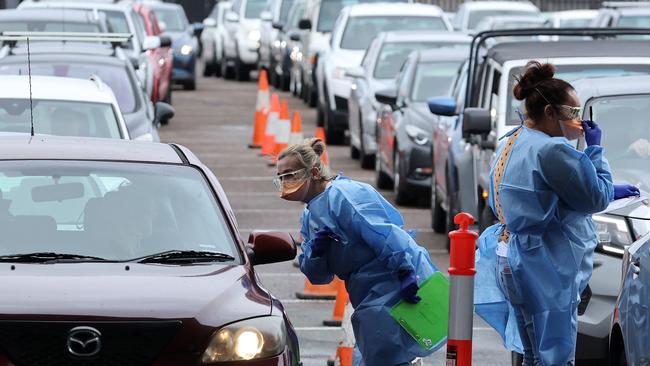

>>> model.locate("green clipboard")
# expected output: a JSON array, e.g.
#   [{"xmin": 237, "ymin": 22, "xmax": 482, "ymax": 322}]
[{"xmin": 390, "ymin": 272, "xmax": 449, "ymax": 350}]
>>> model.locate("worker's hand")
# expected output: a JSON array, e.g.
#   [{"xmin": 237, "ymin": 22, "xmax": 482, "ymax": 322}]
[
  {"xmin": 582, "ymin": 120, "xmax": 602, "ymax": 146},
  {"xmin": 398, "ymin": 270, "xmax": 421, "ymax": 304},
  {"xmin": 310, "ymin": 227, "xmax": 338, "ymax": 257},
  {"xmin": 613, "ymin": 184, "xmax": 640, "ymax": 200}
]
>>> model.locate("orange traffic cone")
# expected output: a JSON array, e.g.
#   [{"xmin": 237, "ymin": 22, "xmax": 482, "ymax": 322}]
[
  {"xmin": 261, "ymin": 93, "xmax": 280, "ymax": 157},
  {"xmin": 332, "ymin": 302, "xmax": 355, "ymax": 366},
  {"xmin": 315, "ymin": 127, "xmax": 329, "ymax": 165},
  {"xmin": 295, "ymin": 276, "xmax": 340, "ymax": 300},
  {"xmin": 288, "ymin": 111, "xmax": 304, "ymax": 146},
  {"xmin": 323, "ymin": 279, "xmax": 349, "ymax": 326},
  {"xmin": 249, "ymin": 69, "xmax": 270, "ymax": 148},
  {"xmin": 269, "ymin": 100, "xmax": 290, "ymax": 165}
]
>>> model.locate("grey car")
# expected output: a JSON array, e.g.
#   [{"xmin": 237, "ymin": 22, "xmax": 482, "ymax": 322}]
[
  {"xmin": 270, "ymin": 0, "xmax": 308, "ymax": 92},
  {"xmin": 374, "ymin": 48, "xmax": 466, "ymax": 206},
  {"xmin": 347, "ymin": 31, "xmax": 470, "ymax": 169},
  {"xmin": 0, "ymin": 42, "xmax": 173, "ymax": 141}
]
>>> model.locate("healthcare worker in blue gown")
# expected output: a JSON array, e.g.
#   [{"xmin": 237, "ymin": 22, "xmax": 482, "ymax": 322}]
[
  {"xmin": 474, "ymin": 61, "xmax": 640, "ymax": 366},
  {"xmin": 274, "ymin": 138, "xmax": 444, "ymax": 366}
]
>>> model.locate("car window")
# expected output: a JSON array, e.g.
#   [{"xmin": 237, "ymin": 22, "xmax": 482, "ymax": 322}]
[
  {"xmin": 618, "ymin": 15, "xmax": 650, "ymax": 27},
  {"xmin": 467, "ymin": 10, "xmax": 538, "ymax": 30},
  {"xmin": 154, "ymin": 7, "xmax": 187, "ymax": 32},
  {"xmin": 288, "ymin": 2, "xmax": 306, "ymax": 29},
  {"xmin": 586, "ymin": 94, "xmax": 650, "ymax": 193},
  {"xmin": 506, "ymin": 64, "xmax": 650, "ymax": 125},
  {"xmin": 0, "ymin": 21, "xmax": 100, "ymax": 33},
  {"xmin": 149, "ymin": 12, "xmax": 161, "ymax": 35},
  {"xmin": 339, "ymin": 16, "xmax": 448, "ymax": 50},
  {"xmin": 136, "ymin": 12, "xmax": 149, "ymax": 36},
  {"xmin": 280, "ymin": 0, "xmax": 296, "ymax": 23},
  {"xmin": 231, "ymin": 0, "xmax": 242, "ymax": 15},
  {"xmin": 0, "ymin": 62, "xmax": 138, "ymax": 114},
  {"xmin": 559, "ymin": 18, "xmax": 592, "ymax": 28},
  {"xmin": 373, "ymin": 42, "xmax": 468, "ymax": 79},
  {"xmin": 0, "ymin": 161, "xmax": 240, "ymax": 262},
  {"xmin": 0, "ymin": 99, "xmax": 122, "ymax": 138},
  {"xmin": 411, "ymin": 60, "xmax": 462, "ymax": 102},
  {"xmin": 316, "ymin": 0, "xmax": 408, "ymax": 33},
  {"xmin": 245, "ymin": 0, "xmax": 267, "ymax": 19}
]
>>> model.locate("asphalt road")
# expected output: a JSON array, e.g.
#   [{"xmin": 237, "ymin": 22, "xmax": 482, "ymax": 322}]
[{"xmin": 159, "ymin": 71, "xmax": 511, "ymax": 366}]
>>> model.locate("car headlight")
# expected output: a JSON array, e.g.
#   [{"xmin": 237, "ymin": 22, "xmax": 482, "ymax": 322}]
[
  {"xmin": 247, "ymin": 30, "xmax": 261, "ymax": 42},
  {"xmin": 133, "ymin": 132, "xmax": 153, "ymax": 142},
  {"xmin": 202, "ymin": 316, "xmax": 287, "ymax": 363},
  {"xmin": 593, "ymin": 214, "xmax": 633, "ymax": 256},
  {"xmin": 180, "ymin": 44, "xmax": 193, "ymax": 55},
  {"xmin": 332, "ymin": 66, "xmax": 346, "ymax": 80},
  {"xmin": 405, "ymin": 124, "xmax": 429, "ymax": 145}
]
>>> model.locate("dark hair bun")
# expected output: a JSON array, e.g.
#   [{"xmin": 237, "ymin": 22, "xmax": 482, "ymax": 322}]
[
  {"xmin": 306, "ymin": 138, "xmax": 325, "ymax": 157},
  {"xmin": 512, "ymin": 61, "xmax": 556, "ymax": 101}
]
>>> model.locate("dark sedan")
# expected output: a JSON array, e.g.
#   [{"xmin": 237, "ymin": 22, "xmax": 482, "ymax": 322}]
[
  {"xmin": 0, "ymin": 135, "xmax": 300, "ymax": 365},
  {"xmin": 375, "ymin": 48, "xmax": 465, "ymax": 206}
]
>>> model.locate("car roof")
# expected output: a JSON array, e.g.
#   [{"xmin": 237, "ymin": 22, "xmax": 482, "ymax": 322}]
[
  {"xmin": 617, "ymin": 6, "xmax": 650, "ymax": 15},
  {"xmin": 347, "ymin": 3, "xmax": 444, "ymax": 17},
  {"xmin": 461, "ymin": 1, "xmax": 539, "ymax": 11},
  {"xmin": 140, "ymin": 1, "xmax": 182, "ymax": 11},
  {"xmin": 417, "ymin": 47, "xmax": 469, "ymax": 63},
  {"xmin": 381, "ymin": 31, "xmax": 470, "ymax": 43},
  {"xmin": 483, "ymin": 15, "xmax": 546, "ymax": 23},
  {"xmin": 19, "ymin": 0, "xmax": 132, "ymax": 11},
  {"xmin": 551, "ymin": 9, "xmax": 599, "ymax": 19},
  {"xmin": 0, "ymin": 135, "xmax": 184, "ymax": 164},
  {"xmin": 0, "ymin": 75, "xmax": 115, "ymax": 103},
  {"xmin": 2, "ymin": 44, "xmax": 126, "ymax": 65},
  {"xmin": 487, "ymin": 40, "xmax": 650, "ymax": 64},
  {"xmin": 573, "ymin": 74, "xmax": 650, "ymax": 103},
  {"xmin": 0, "ymin": 8, "xmax": 99, "ymax": 23}
]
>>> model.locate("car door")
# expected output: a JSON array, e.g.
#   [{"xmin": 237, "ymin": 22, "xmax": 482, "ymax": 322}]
[
  {"xmin": 349, "ymin": 40, "xmax": 377, "ymax": 146},
  {"xmin": 384, "ymin": 58, "xmax": 414, "ymax": 175}
]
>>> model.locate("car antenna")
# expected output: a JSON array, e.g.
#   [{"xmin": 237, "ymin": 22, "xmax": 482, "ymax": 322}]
[{"xmin": 27, "ymin": 36, "xmax": 35, "ymax": 137}]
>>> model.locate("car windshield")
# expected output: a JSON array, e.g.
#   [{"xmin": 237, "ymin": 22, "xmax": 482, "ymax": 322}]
[
  {"xmin": 411, "ymin": 61, "xmax": 462, "ymax": 102},
  {"xmin": 585, "ymin": 94, "xmax": 650, "ymax": 193},
  {"xmin": 618, "ymin": 15, "xmax": 650, "ymax": 28},
  {"xmin": 506, "ymin": 64, "xmax": 650, "ymax": 125},
  {"xmin": 245, "ymin": 0, "xmax": 267, "ymax": 19},
  {"xmin": 340, "ymin": 16, "xmax": 447, "ymax": 50},
  {"xmin": 0, "ymin": 62, "xmax": 137, "ymax": 114},
  {"xmin": 374, "ymin": 42, "xmax": 468, "ymax": 79},
  {"xmin": 467, "ymin": 10, "xmax": 538, "ymax": 30},
  {"xmin": 0, "ymin": 99, "xmax": 122, "ymax": 138},
  {"xmin": 559, "ymin": 17, "xmax": 593, "ymax": 28},
  {"xmin": 0, "ymin": 21, "xmax": 100, "ymax": 32},
  {"xmin": 0, "ymin": 161, "xmax": 240, "ymax": 262},
  {"xmin": 316, "ymin": 0, "xmax": 407, "ymax": 33},
  {"xmin": 280, "ymin": 0, "xmax": 296, "ymax": 23},
  {"xmin": 154, "ymin": 7, "xmax": 187, "ymax": 32}
]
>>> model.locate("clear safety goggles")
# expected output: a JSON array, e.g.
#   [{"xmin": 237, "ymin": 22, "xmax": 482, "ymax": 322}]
[
  {"xmin": 555, "ymin": 105, "xmax": 582, "ymax": 120},
  {"xmin": 273, "ymin": 168, "xmax": 307, "ymax": 191}
]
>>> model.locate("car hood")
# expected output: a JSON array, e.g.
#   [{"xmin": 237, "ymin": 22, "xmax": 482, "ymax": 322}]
[
  {"xmin": 308, "ymin": 32, "xmax": 331, "ymax": 54},
  {"xmin": 329, "ymin": 49, "xmax": 364, "ymax": 69},
  {"xmin": 240, "ymin": 18, "xmax": 262, "ymax": 32},
  {"xmin": 0, "ymin": 263, "xmax": 271, "ymax": 326},
  {"xmin": 166, "ymin": 30, "xmax": 192, "ymax": 49}
]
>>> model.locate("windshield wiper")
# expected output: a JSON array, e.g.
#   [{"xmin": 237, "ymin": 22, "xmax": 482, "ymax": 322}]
[
  {"xmin": 0, "ymin": 252, "xmax": 108, "ymax": 263},
  {"xmin": 133, "ymin": 250, "xmax": 236, "ymax": 264}
]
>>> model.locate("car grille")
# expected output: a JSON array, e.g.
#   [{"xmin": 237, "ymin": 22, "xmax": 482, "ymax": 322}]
[
  {"xmin": 334, "ymin": 96, "xmax": 348, "ymax": 111},
  {"xmin": 0, "ymin": 320, "xmax": 181, "ymax": 366}
]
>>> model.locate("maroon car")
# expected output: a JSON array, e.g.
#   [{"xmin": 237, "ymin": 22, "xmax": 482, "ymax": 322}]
[{"xmin": 0, "ymin": 136, "xmax": 300, "ymax": 365}]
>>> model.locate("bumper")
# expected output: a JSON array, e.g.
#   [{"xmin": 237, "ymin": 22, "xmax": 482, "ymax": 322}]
[
  {"xmin": 403, "ymin": 142, "xmax": 433, "ymax": 190},
  {"xmin": 237, "ymin": 39, "xmax": 260, "ymax": 65},
  {"xmin": 172, "ymin": 53, "xmax": 196, "ymax": 82},
  {"xmin": 329, "ymin": 77, "xmax": 352, "ymax": 105}
]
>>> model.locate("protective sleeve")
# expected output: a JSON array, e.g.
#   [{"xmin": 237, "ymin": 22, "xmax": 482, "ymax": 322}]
[
  {"xmin": 539, "ymin": 142, "xmax": 614, "ymax": 214},
  {"xmin": 298, "ymin": 209, "xmax": 334, "ymax": 284},
  {"xmin": 329, "ymin": 186, "xmax": 415, "ymax": 274}
]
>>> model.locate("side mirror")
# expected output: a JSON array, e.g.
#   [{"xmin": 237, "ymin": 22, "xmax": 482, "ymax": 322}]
[
  {"xmin": 225, "ymin": 11, "xmax": 240, "ymax": 23},
  {"xmin": 298, "ymin": 19, "xmax": 311, "ymax": 30},
  {"xmin": 272, "ymin": 21, "xmax": 285, "ymax": 30},
  {"xmin": 289, "ymin": 32, "xmax": 301, "ymax": 41},
  {"xmin": 246, "ymin": 231, "xmax": 296, "ymax": 265},
  {"xmin": 375, "ymin": 89, "xmax": 398, "ymax": 109},
  {"xmin": 159, "ymin": 35, "xmax": 172, "ymax": 48},
  {"xmin": 462, "ymin": 108, "xmax": 492, "ymax": 135},
  {"xmin": 155, "ymin": 102, "xmax": 175, "ymax": 125},
  {"xmin": 192, "ymin": 23, "xmax": 205, "ymax": 37},
  {"xmin": 203, "ymin": 17, "xmax": 217, "ymax": 27},
  {"xmin": 142, "ymin": 35, "xmax": 161, "ymax": 51},
  {"xmin": 260, "ymin": 10, "xmax": 273, "ymax": 22},
  {"xmin": 345, "ymin": 65, "xmax": 364, "ymax": 79},
  {"xmin": 427, "ymin": 96, "xmax": 457, "ymax": 116}
]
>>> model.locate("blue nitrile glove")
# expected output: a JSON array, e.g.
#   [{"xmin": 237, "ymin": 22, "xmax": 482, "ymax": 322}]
[
  {"xmin": 613, "ymin": 184, "xmax": 640, "ymax": 200},
  {"xmin": 582, "ymin": 120, "xmax": 602, "ymax": 146},
  {"xmin": 398, "ymin": 270, "xmax": 421, "ymax": 304},
  {"xmin": 311, "ymin": 227, "xmax": 338, "ymax": 257}
]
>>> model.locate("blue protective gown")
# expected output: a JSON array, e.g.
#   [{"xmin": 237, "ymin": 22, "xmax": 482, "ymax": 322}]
[
  {"xmin": 474, "ymin": 126, "xmax": 614, "ymax": 365},
  {"xmin": 299, "ymin": 175, "xmax": 443, "ymax": 366}
]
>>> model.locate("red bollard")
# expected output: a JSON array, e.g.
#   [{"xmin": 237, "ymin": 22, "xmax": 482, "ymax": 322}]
[{"xmin": 446, "ymin": 213, "xmax": 479, "ymax": 366}]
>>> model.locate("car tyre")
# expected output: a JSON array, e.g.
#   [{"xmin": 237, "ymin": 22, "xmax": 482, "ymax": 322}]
[
  {"xmin": 184, "ymin": 74, "xmax": 197, "ymax": 91},
  {"xmin": 280, "ymin": 73, "xmax": 290, "ymax": 92},
  {"xmin": 393, "ymin": 151, "xmax": 411, "ymax": 205},
  {"xmin": 221, "ymin": 52, "xmax": 234, "ymax": 80},
  {"xmin": 445, "ymin": 170, "xmax": 460, "ymax": 251},
  {"xmin": 234, "ymin": 57, "xmax": 250, "ymax": 81},
  {"xmin": 350, "ymin": 144, "xmax": 360, "ymax": 159},
  {"xmin": 375, "ymin": 149, "xmax": 392, "ymax": 189},
  {"xmin": 162, "ymin": 87, "xmax": 172, "ymax": 106}
]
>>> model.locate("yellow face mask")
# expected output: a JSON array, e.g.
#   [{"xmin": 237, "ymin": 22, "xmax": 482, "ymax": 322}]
[
  {"xmin": 560, "ymin": 118, "xmax": 584, "ymax": 141},
  {"xmin": 280, "ymin": 179, "xmax": 309, "ymax": 200}
]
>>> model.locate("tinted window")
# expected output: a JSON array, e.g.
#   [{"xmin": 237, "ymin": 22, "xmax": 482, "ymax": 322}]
[
  {"xmin": 0, "ymin": 99, "xmax": 121, "ymax": 138},
  {"xmin": 467, "ymin": 10, "xmax": 538, "ymax": 30},
  {"xmin": 411, "ymin": 61, "xmax": 462, "ymax": 101},
  {"xmin": 0, "ymin": 21, "xmax": 99, "ymax": 32},
  {"xmin": 0, "ymin": 62, "xmax": 138, "ymax": 114},
  {"xmin": 374, "ymin": 42, "xmax": 468, "ymax": 79},
  {"xmin": 506, "ymin": 64, "xmax": 650, "ymax": 125},
  {"xmin": 245, "ymin": 0, "xmax": 267, "ymax": 18},
  {"xmin": 340, "ymin": 16, "xmax": 447, "ymax": 50},
  {"xmin": 0, "ymin": 161, "xmax": 240, "ymax": 262},
  {"xmin": 154, "ymin": 7, "xmax": 187, "ymax": 32},
  {"xmin": 618, "ymin": 15, "xmax": 650, "ymax": 27},
  {"xmin": 316, "ymin": 0, "xmax": 407, "ymax": 33}
]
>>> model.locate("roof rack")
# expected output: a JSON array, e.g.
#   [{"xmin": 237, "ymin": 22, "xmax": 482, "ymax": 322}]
[
  {"xmin": 602, "ymin": 1, "xmax": 650, "ymax": 8},
  {"xmin": 465, "ymin": 27, "xmax": 650, "ymax": 107},
  {"xmin": 0, "ymin": 31, "xmax": 132, "ymax": 49}
]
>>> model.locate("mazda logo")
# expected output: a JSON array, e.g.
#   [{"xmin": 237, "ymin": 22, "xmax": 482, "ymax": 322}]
[{"xmin": 67, "ymin": 326, "xmax": 102, "ymax": 357}]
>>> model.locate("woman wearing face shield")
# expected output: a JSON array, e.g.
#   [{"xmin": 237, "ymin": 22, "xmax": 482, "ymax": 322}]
[
  {"xmin": 474, "ymin": 61, "xmax": 640, "ymax": 366},
  {"xmin": 275, "ymin": 138, "xmax": 443, "ymax": 366}
]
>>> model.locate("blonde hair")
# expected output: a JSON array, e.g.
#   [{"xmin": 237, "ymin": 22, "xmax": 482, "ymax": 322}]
[{"xmin": 278, "ymin": 138, "xmax": 333, "ymax": 181}]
